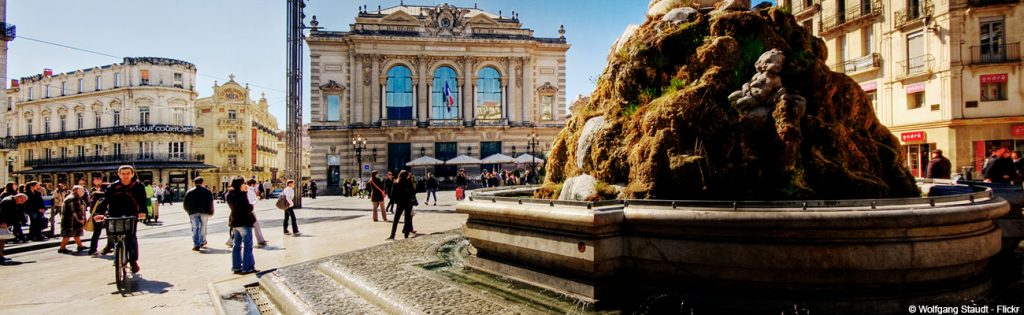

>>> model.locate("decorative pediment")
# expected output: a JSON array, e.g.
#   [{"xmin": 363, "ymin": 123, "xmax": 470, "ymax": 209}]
[
  {"xmin": 466, "ymin": 14, "xmax": 498, "ymax": 26},
  {"xmin": 135, "ymin": 97, "xmax": 154, "ymax": 106},
  {"xmin": 423, "ymin": 4, "xmax": 471, "ymax": 37},
  {"xmin": 536, "ymin": 82, "xmax": 558, "ymax": 94},
  {"xmin": 382, "ymin": 10, "xmax": 420, "ymax": 24},
  {"xmin": 320, "ymin": 80, "xmax": 346, "ymax": 92},
  {"xmin": 57, "ymin": 107, "xmax": 68, "ymax": 116}
]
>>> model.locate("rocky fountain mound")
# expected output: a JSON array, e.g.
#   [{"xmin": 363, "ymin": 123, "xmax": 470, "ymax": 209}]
[{"xmin": 539, "ymin": 1, "xmax": 919, "ymax": 201}]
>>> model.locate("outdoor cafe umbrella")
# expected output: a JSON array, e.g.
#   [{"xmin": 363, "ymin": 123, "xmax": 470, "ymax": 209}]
[
  {"xmin": 514, "ymin": 153, "xmax": 545, "ymax": 165},
  {"xmin": 446, "ymin": 155, "xmax": 482, "ymax": 165},
  {"xmin": 406, "ymin": 156, "xmax": 444, "ymax": 167},
  {"xmin": 480, "ymin": 153, "xmax": 516, "ymax": 165}
]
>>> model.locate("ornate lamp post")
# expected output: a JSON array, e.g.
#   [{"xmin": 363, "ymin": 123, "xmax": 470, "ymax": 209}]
[
  {"xmin": 352, "ymin": 135, "xmax": 367, "ymax": 180},
  {"xmin": 527, "ymin": 132, "xmax": 540, "ymax": 184}
]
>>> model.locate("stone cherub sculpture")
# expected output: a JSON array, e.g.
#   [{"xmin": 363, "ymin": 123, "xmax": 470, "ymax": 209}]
[{"xmin": 728, "ymin": 48, "xmax": 804, "ymax": 111}]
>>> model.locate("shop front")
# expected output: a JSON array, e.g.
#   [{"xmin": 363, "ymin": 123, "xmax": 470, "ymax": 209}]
[{"xmin": 900, "ymin": 131, "xmax": 935, "ymax": 178}]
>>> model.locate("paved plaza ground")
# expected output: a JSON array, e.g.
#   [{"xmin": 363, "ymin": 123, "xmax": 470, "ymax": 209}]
[{"xmin": 0, "ymin": 190, "xmax": 469, "ymax": 314}]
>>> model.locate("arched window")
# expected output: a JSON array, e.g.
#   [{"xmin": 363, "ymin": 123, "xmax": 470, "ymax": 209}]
[
  {"xmin": 476, "ymin": 67, "xmax": 502, "ymax": 120},
  {"xmin": 431, "ymin": 66, "xmax": 459, "ymax": 120},
  {"xmin": 385, "ymin": 66, "xmax": 414, "ymax": 120}
]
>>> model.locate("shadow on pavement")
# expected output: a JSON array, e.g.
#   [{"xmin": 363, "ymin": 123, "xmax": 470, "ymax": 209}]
[
  {"xmin": 200, "ymin": 248, "xmax": 231, "ymax": 255},
  {"xmin": 143, "ymin": 215, "xmax": 361, "ymax": 239}
]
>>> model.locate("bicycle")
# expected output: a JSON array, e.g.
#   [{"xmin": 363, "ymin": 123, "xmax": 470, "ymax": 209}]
[{"xmin": 105, "ymin": 216, "xmax": 136, "ymax": 295}]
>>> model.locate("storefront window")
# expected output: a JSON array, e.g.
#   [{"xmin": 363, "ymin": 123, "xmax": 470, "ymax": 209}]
[
  {"xmin": 973, "ymin": 140, "xmax": 1024, "ymax": 175},
  {"xmin": 903, "ymin": 143, "xmax": 934, "ymax": 178}
]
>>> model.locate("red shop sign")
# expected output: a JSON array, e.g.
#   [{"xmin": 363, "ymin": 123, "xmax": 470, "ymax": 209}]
[
  {"xmin": 901, "ymin": 131, "xmax": 926, "ymax": 142},
  {"xmin": 1012, "ymin": 125, "xmax": 1024, "ymax": 137},
  {"xmin": 981, "ymin": 73, "xmax": 1008, "ymax": 84}
]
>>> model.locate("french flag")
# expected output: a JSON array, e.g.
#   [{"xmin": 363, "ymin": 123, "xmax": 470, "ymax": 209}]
[{"xmin": 444, "ymin": 81, "xmax": 455, "ymax": 112}]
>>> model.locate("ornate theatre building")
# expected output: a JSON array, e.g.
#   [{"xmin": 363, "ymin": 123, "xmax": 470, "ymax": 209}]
[{"xmin": 307, "ymin": 3, "xmax": 569, "ymax": 193}]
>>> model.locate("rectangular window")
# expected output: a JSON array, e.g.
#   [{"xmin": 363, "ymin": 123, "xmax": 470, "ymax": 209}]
[
  {"xmin": 908, "ymin": 91, "xmax": 925, "ymax": 109},
  {"xmin": 168, "ymin": 142, "xmax": 185, "ymax": 158},
  {"xmin": 26, "ymin": 120, "xmax": 32, "ymax": 135},
  {"xmin": 982, "ymin": 81, "xmax": 1007, "ymax": 101},
  {"xmin": 228, "ymin": 154, "xmax": 238, "ymax": 166},
  {"xmin": 114, "ymin": 73, "xmax": 121, "ymax": 88},
  {"xmin": 228, "ymin": 131, "xmax": 238, "ymax": 143},
  {"xmin": 980, "ymin": 18, "xmax": 1006, "ymax": 63},
  {"xmin": 94, "ymin": 144, "xmax": 101, "ymax": 157},
  {"xmin": 77, "ymin": 146, "xmax": 84, "ymax": 158},
  {"xmin": 802, "ymin": 20, "xmax": 813, "ymax": 33},
  {"xmin": 60, "ymin": 147, "xmax": 66, "ymax": 159},
  {"xmin": 228, "ymin": 109, "xmax": 237, "ymax": 120},
  {"xmin": 541, "ymin": 95, "xmax": 554, "ymax": 120},
  {"xmin": 77, "ymin": 113, "xmax": 84, "ymax": 129},
  {"xmin": 45, "ymin": 85, "xmax": 50, "ymax": 98},
  {"xmin": 94, "ymin": 112, "xmax": 101, "ymax": 128},
  {"xmin": 139, "ymin": 107, "xmax": 150, "ymax": 125},
  {"xmin": 6, "ymin": 97, "xmax": 10, "ymax": 111},
  {"xmin": 27, "ymin": 149, "xmax": 33, "ymax": 160},
  {"xmin": 113, "ymin": 143, "xmax": 122, "ymax": 156},
  {"xmin": 44, "ymin": 118, "xmax": 50, "ymax": 133},
  {"xmin": 61, "ymin": 82, "xmax": 66, "ymax": 96},
  {"xmin": 113, "ymin": 110, "xmax": 120, "ymax": 126},
  {"xmin": 837, "ymin": 35, "xmax": 847, "ymax": 64},
  {"xmin": 59, "ymin": 117, "xmax": 66, "ymax": 132},
  {"xmin": 173, "ymin": 73, "xmax": 183, "ymax": 87},
  {"xmin": 862, "ymin": 26, "xmax": 874, "ymax": 55},
  {"xmin": 28, "ymin": 87, "xmax": 33, "ymax": 99},
  {"xmin": 78, "ymin": 78, "xmax": 84, "ymax": 93},
  {"xmin": 140, "ymin": 70, "xmax": 150, "ymax": 85},
  {"xmin": 326, "ymin": 95, "xmax": 340, "ymax": 121},
  {"xmin": 867, "ymin": 91, "xmax": 877, "ymax": 111},
  {"xmin": 95, "ymin": 76, "xmax": 102, "ymax": 90},
  {"xmin": 906, "ymin": 31, "xmax": 925, "ymax": 74}
]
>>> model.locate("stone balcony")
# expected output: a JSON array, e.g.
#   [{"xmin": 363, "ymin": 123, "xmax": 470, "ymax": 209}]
[
  {"xmin": 218, "ymin": 118, "xmax": 245, "ymax": 129},
  {"xmin": 219, "ymin": 142, "xmax": 244, "ymax": 153}
]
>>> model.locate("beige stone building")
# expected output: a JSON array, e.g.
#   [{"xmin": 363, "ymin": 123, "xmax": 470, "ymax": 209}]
[
  {"xmin": 194, "ymin": 75, "xmax": 282, "ymax": 192},
  {"xmin": 781, "ymin": 0, "xmax": 1024, "ymax": 178},
  {"xmin": 0, "ymin": 0, "xmax": 14, "ymax": 184},
  {"xmin": 307, "ymin": 3, "xmax": 569, "ymax": 193},
  {"xmin": 4, "ymin": 57, "xmax": 211, "ymax": 195}
]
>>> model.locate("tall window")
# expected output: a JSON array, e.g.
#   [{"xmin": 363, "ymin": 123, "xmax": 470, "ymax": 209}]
[
  {"xmin": 95, "ymin": 76, "xmax": 102, "ymax": 90},
  {"xmin": 114, "ymin": 73, "xmax": 121, "ymax": 88},
  {"xmin": 113, "ymin": 143, "xmax": 122, "ymax": 156},
  {"xmin": 77, "ymin": 146, "xmax": 84, "ymax": 158},
  {"xmin": 59, "ymin": 116, "xmax": 66, "ymax": 132},
  {"xmin": 139, "ymin": 107, "xmax": 150, "ymax": 125},
  {"xmin": 77, "ymin": 79, "xmax": 84, "ymax": 93},
  {"xmin": 168, "ymin": 142, "xmax": 185, "ymax": 158},
  {"xmin": 541, "ymin": 95, "xmax": 555, "ymax": 120},
  {"xmin": 228, "ymin": 131, "xmax": 238, "ymax": 143},
  {"xmin": 43, "ymin": 117, "xmax": 50, "ymax": 133},
  {"xmin": 26, "ymin": 119, "xmax": 32, "ymax": 135},
  {"xmin": 77, "ymin": 112, "xmax": 84, "ymax": 129},
  {"xmin": 27, "ymin": 87, "xmax": 32, "ymax": 99},
  {"xmin": 61, "ymin": 82, "xmax": 67, "ymax": 96},
  {"xmin": 385, "ymin": 65, "xmax": 414, "ymax": 120},
  {"xmin": 45, "ymin": 85, "xmax": 50, "ymax": 98},
  {"xmin": 476, "ymin": 67, "xmax": 503, "ymax": 120},
  {"xmin": 60, "ymin": 147, "xmax": 66, "ymax": 159},
  {"xmin": 980, "ymin": 18, "xmax": 1006, "ymax": 63},
  {"xmin": 94, "ymin": 144, "xmax": 101, "ymax": 157},
  {"xmin": 94, "ymin": 111, "xmax": 102, "ymax": 128},
  {"xmin": 431, "ymin": 66, "xmax": 460, "ymax": 120},
  {"xmin": 228, "ymin": 154, "xmax": 238, "ymax": 166},
  {"xmin": 140, "ymin": 70, "xmax": 150, "ymax": 85},
  {"xmin": 45, "ymin": 148, "xmax": 52, "ymax": 161},
  {"xmin": 173, "ymin": 73, "xmax": 183, "ymax": 87},
  {"xmin": 906, "ymin": 31, "xmax": 925, "ymax": 74},
  {"xmin": 228, "ymin": 109, "xmax": 237, "ymax": 120},
  {"xmin": 837, "ymin": 35, "xmax": 847, "ymax": 64},
  {"xmin": 326, "ymin": 95, "xmax": 341, "ymax": 122},
  {"xmin": 27, "ymin": 149, "xmax": 33, "ymax": 160},
  {"xmin": 113, "ymin": 110, "xmax": 120, "ymax": 126},
  {"xmin": 138, "ymin": 142, "xmax": 154, "ymax": 159}
]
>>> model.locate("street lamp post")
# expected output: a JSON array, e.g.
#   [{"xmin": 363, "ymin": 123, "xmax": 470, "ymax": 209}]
[
  {"xmin": 352, "ymin": 135, "xmax": 367, "ymax": 180},
  {"xmin": 527, "ymin": 132, "xmax": 540, "ymax": 184}
]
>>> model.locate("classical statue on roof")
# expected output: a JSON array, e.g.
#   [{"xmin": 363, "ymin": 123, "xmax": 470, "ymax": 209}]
[{"xmin": 422, "ymin": 3, "xmax": 471, "ymax": 37}]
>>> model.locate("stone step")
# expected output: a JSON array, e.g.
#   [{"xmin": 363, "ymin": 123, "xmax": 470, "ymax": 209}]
[{"xmin": 260, "ymin": 260, "xmax": 384, "ymax": 314}]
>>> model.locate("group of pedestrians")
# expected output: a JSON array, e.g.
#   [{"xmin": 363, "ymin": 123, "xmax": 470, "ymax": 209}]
[{"xmin": 980, "ymin": 147, "xmax": 1024, "ymax": 184}]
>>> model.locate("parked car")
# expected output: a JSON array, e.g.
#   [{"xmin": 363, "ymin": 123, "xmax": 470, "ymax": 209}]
[{"xmin": 268, "ymin": 188, "xmax": 283, "ymax": 198}]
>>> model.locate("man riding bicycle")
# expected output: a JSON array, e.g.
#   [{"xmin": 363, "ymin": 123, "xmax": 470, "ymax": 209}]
[{"xmin": 92, "ymin": 165, "xmax": 148, "ymax": 273}]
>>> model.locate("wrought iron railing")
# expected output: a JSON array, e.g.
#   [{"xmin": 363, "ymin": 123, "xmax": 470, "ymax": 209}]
[
  {"xmin": 218, "ymin": 118, "xmax": 244, "ymax": 128},
  {"xmin": 834, "ymin": 53, "xmax": 881, "ymax": 74},
  {"xmin": 820, "ymin": 0, "xmax": 883, "ymax": 34},
  {"xmin": 895, "ymin": 0, "xmax": 934, "ymax": 28},
  {"xmin": 475, "ymin": 119, "xmax": 508, "ymax": 127},
  {"xmin": 792, "ymin": 0, "xmax": 822, "ymax": 15},
  {"xmin": 219, "ymin": 142, "xmax": 244, "ymax": 152},
  {"xmin": 969, "ymin": 42, "xmax": 1021, "ymax": 65},
  {"xmin": 0, "ymin": 137, "xmax": 15, "ymax": 150},
  {"xmin": 381, "ymin": 119, "xmax": 416, "ymax": 127},
  {"xmin": 429, "ymin": 119, "xmax": 463, "ymax": 127},
  {"xmin": 252, "ymin": 166, "xmax": 266, "ymax": 172},
  {"xmin": 24, "ymin": 153, "xmax": 205, "ymax": 168},
  {"xmin": 896, "ymin": 54, "xmax": 935, "ymax": 79},
  {"xmin": 14, "ymin": 124, "xmax": 203, "ymax": 143}
]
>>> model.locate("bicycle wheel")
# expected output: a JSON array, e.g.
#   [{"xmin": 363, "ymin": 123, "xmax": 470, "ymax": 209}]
[
  {"xmin": 113, "ymin": 242, "xmax": 124, "ymax": 293},
  {"xmin": 116, "ymin": 242, "xmax": 130, "ymax": 295}
]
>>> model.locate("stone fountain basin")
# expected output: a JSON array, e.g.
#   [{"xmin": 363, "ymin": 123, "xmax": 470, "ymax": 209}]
[{"xmin": 457, "ymin": 186, "xmax": 1009, "ymax": 312}]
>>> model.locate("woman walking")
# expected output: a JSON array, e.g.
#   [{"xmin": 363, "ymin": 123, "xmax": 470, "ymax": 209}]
[
  {"xmin": 57, "ymin": 186, "xmax": 88, "ymax": 254},
  {"xmin": 387, "ymin": 170, "xmax": 418, "ymax": 240},
  {"xmin": 226, "ymin": 177, "xmax": 257, "ymax": 274}
]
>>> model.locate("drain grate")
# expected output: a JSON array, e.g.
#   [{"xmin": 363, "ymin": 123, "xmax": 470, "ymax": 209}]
[{"xmin": 245, "ymin": 284, "xmax": 277, "ymax": 315}]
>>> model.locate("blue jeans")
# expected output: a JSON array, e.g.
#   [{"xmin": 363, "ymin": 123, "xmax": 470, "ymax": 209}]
[
  {"xmin": 231, "ymin": 226, "xmax": 254, "ymax": 272},
  {"xmin": 189, "ymin": 213, "xmax": 210, "ymax": 248}
]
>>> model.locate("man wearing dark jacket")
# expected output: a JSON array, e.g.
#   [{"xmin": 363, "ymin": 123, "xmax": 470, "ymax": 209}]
[
  {"xmin": 926, "ymin": 149, "xmax": 952, "ymax": 179},
  {"xmin": 0, "ymin": 194, "xmax": 28, "ymax": 263},
  {"xmin": 183, "ymin": 177, "xmax": 215, "ymax": 252},
  {"xmin": 984, "ymin": 148, "xmax": 1016, "ymax": 184},
  {"xmin": 226, "ymin": 177, "xmax": 257, "ymax": 274},
  {"xmin": 425, "ymin": 173, "xmax": 439, "ymax": 206},
  {"xmin": 93, "ymin": 165, "xmax": 148, "ymax": 273},
  {"xmin": 25, "ymin": 182, "xmax": 46, "ymax": 241}
]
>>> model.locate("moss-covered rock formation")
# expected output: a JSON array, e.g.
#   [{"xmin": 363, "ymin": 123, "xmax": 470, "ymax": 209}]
[{"xmin": 540, "ymin": 4, "xmax": 919, "ymax": 201}]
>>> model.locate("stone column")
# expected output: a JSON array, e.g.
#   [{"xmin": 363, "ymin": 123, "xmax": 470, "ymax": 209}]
[
  {"xmin": 522, "ymin": 58, "xmax": 534, "ymax": 123},
  {"xmin": 463, "ymin": 58, "xmax": 474, "ymax": 125},
  {"xmin": 504, "ymin": 58, "xmax": 515, "ymax": 124},
  {"xmin": 417, "ymin": 56, "xmax": 428, "ymax": 124},
  {"xmin": 353, "ymin": 56, "xmax": 363, "ymax": 125},
  {"xmin": 370, "ymin": 57, "xmax": 381, "ymax": 125}
]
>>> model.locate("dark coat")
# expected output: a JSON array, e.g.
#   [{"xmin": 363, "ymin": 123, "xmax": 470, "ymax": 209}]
[
  {"xmin": 985, "ymin": 157, "xmax": 1016, "ymax": 183},
  {"xmin": 926, "ymin": 156, "xmax": 952, "ymax": 179},
  {"xmin": 426, "ymin": 177, "xmax": 438, "ymax": 190},
  {"xmin": 61, "ymin": 194, "xmax": 86, "ymax": 231},
  {"xmin": 227, "ymin": 190, "xmax": 255, "ymax": 228},
  {"xmin": 390, "ymin": 180, "xmax": 416, "ymax": 207},
  {"xmin": 456, "ymin": 174, "xmax": 467, "ymax": 186},
  {"xmin": 183, "ymin": 185, "xmax": 215, "ymax": 215},
  {"xmin": 0, "ymin": 196, "xmax": 20, "ymax": 226},
  {"xmin": 27, "ymin": 190, "xmax": 44, "ymax": 213},
  {"xmin": 97, "ymin": 180, "xmax": 147, "ymax": 217},
  {"xmin": 370, "ymin": 177, "xmax": 386, "ymax": 201}
]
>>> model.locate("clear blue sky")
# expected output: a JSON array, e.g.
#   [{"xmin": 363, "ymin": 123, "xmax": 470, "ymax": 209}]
[{"xmin": 5, "ymin": 1, "xmax": 648, "ymax": 127}]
